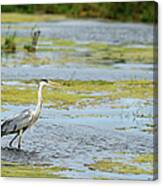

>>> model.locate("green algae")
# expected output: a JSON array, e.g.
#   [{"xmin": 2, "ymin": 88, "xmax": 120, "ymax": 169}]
[
  {"xmin": 2, "ymin": 37, "xmax": 76, "ymax": 48},
  {"xmin": 52, "ymin": 38, "xmax": 76, "ymax": 47},
  {"xmin": 81, "ymin": 42, "xmax": 154, "ymax": 64},
  {"xmin": 2, "ymin": 35, "xmax": 154, "ymax": 67},
  {"xmin": 1, "ymin": 161, "xmax": 81, "ymax": 178},
  {"xmin": 61, "ymin": 79, "xmax": 154, "ymax": 101},
  {"xmin": 1, "ymin": 85, "xmax": 88, "ymax": 108},
  {"xmin": 133, "ymin": 154, "xmax": 156, "ymax": 164},
  {"xmin": 19, "ymin": 56, "xmax": 52, "ymax": 66},
  {"xmin": 1, "ymin": 80, "xmax": 154, "ymax": 109},
  {"xmin": 86, "ymin": 159, "xmax": 152, "ymax": 175},
  {"xmin": 1, "ymin": 162, "xmax": 67, "ymax": 178},
  {"xmin": 132, "ymin": 153, "xmax": 158, "ymax": 175},
  {"xmin": 54, "ymin": 43, "xmax": 154, "ymax": 64}
]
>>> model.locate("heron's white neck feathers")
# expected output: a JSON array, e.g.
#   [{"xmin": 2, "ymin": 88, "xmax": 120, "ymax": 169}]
[{"xmin": 34, "ymin": 83, "xmax": 44, "ymax": 118}]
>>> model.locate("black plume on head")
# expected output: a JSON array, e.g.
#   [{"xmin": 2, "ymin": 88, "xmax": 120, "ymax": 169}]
[{"xmin": 40, "ymin": 79, "xmax": 48, "ymax": 83}]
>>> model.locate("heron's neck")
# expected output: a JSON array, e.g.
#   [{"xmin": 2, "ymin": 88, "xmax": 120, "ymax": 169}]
[{"xmin": 35, "ymin": 84, "xmax": 44, "ymax": 117}]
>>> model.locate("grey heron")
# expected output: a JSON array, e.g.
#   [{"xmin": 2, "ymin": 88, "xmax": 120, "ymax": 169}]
[{"xmin": 1, "ymin": 79, "xmax": 60, "ymax": 149}]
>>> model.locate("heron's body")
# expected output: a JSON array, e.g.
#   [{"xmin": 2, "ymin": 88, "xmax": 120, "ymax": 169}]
[
  {"xmin": 1, "ymin": 109, "xmax": 34, "ymax": 136},
  {"xmin": 1, "ymin": 79, "xmax": 59, "ymax": 149}
]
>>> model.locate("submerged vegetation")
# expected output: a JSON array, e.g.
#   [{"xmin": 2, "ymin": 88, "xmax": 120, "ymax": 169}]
[
  {"xmin": 133, "ymin": 154, "xmax": 155, "ymax": 164},
  {"xmin": 1, "ymin": 36, "xmax": 154, "ymax": 67},
  {"xmin": 1, "ymin": 28, "xmax": 16, "ymax": 53},
  {"xmin": 1, "ymin": 4, "xmax": 157, "ymax": 179},
  {"xmin": 1, "ymin": 153, "xmax": 156, "ymax": 178},
  {"xmin": 1, "ymin": 161, "xmax": 70, "ymax": 178},
  {"xmin": 83, "ymin": 43, "xmax": 153, "ymax": 64},
  {"xmin": 86, "ymin": 159, "xmax": 153, "ymax": 175},
  {"xmin": 1, "ymin": 80, "xmax": 154, "ymax": 109},
  {"xmin": 86, "ymin": 153, "xmax": 156, "ymax": 176}
]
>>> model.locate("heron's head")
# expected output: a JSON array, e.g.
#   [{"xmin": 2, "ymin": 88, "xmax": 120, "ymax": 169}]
[{"xmin": 40, "ymin": 79, "xmax": 61, "ymax": 88}]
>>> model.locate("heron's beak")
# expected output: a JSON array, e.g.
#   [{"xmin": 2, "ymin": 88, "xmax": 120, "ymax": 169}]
[{"xmin": 48, "ymin": 81, "xmax": 61, "ymax": 88}]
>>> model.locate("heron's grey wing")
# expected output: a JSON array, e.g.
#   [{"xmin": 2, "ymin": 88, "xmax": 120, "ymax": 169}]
[{"xmin": 1, "ymin": 109, "xmax": 34, "ymax": 136}]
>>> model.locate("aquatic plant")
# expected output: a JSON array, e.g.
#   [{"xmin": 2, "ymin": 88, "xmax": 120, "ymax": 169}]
[
  {"xmin": 1, "ymin": 79, "xmax": 154, "ymax": 109},
  {"xmin": 86, "ymin": 159, "xmax": 153, "ymax": 175},
  {"xmin": 2, "ymin": 27, "xmax": 16, "ymax": 53},
  {"xmin": 1, "ymin": 161, "xmax": 69, "ymax": 178}
]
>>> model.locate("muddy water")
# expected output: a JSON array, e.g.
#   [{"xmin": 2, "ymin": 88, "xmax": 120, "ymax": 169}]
[{"xmin": 1, "ymin": 20, "xmax": 155, "ymax": 180}]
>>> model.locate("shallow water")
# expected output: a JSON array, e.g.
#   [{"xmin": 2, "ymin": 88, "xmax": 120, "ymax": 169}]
[
  {"xmin": 1, "ymin": 20, "xmax": 156, "ymax": 180},
  {"xmin": 2, "ymin": 20, "xmax": 153, "ymax": 45},
  {"xmin": 2, "ymin": 63, "xmax": 153, "ymax": 81},
  {"xmin": 1, "ymin": 97, "xmax": 154, "ymax": 180},
  {"xmin": 2, "ymin": 20, "xmax": 154, "ymax": 82}
]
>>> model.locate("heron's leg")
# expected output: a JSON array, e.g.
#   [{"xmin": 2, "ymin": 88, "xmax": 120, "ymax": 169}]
[
  {"xmin": 9, "ymin": 133, "xmax": 19, "ymax": 148},
  {"xmin": 18, "ymin": 130, "xmax": 23, "ymax": 150}
]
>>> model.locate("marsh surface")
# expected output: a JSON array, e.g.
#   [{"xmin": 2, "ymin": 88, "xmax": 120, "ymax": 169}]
[
  {"xmin": 2, "ymin": 20, "xmax": 153, "ymax": 44},
  {"xmin": 1, "ymin": 19, "xmax": 156, "ymax": 180}
]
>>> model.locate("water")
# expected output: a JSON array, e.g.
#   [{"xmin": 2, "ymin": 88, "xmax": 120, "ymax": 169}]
[
  {"xmin": 1, "ymin": 20, "xmax": 154, "ymax": 82},
  {"xmin": 1, "ymin": 20, "xmax": 155, "ymax": 180},
  {"xmin": 1, "ymin": 63, "xmax": 153, "ymax": 81},
  {"xmin": 2, "ymin": 20, "xmax": 153, "ymax": 45},
  {"xmin": 1, "ymin": 98, "xmax": 154, "ymax": 180}
]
